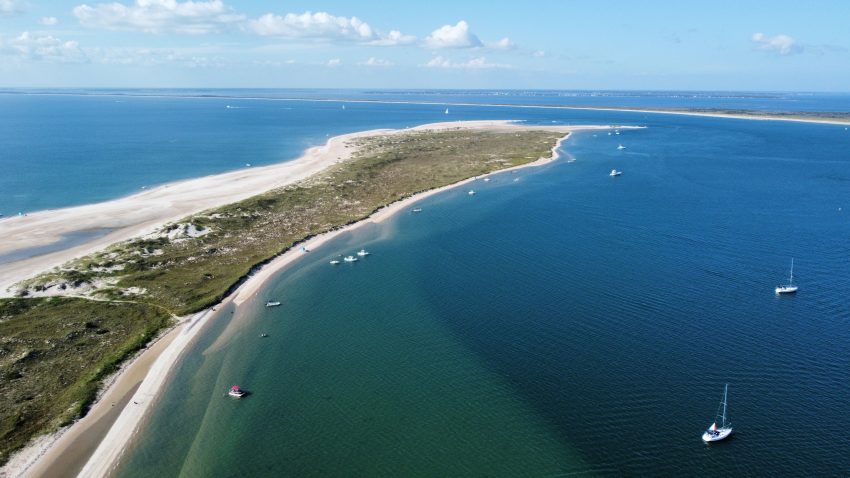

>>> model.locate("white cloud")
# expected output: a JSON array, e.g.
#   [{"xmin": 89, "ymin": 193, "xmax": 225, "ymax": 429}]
[
  {"xmin": 425, "ymin": 20, "xmax": 482, "ymax": 49},
  {"xmin": 40, "ymin": 16, "xmax": 59, "ymax": 26},
  {"xmin": 423, "ymin": 55, "xmax": 511, "ymax": 69},
  {"xmin": 361, "ymin": 56, "xmax": 392, "ymax": 66},
  {"xmin": 370, "ymin": 29, "xmax": 416, "ymax": 46},
  {"xmin": 533, "ymin": 50, "xmax": 545, "ymax": 57},
  {"xmin": 489, "ymin": 37, "xmax": 515, "ymax": 50},
  {"xmin": 424, "ymin": 56, "xmax": 451, "ymax": 68},
  {"xmin": 752, "ymin": 32, "xmax": 802, "ymax": 55},
  {"xmin": 249, "ymin": 11, "xmax": 375, "ymax": 41},
  {"xmin": 326, "ymin": 58, "xmax": 341, "ymax": 67},
  {"xmin": 73, "ymin": 0, "xmax": 245, "ymax": 34},
  {"xmin": 1, "ymin": 31, "xmax": 87, "ymax": 62},
  {"xmin": 0, "ymin": 0, "xmax": 23, "ymax": 16},
  {"xmin": 249, "ymin": 11, "xmax": 414, "ymax": 46}
]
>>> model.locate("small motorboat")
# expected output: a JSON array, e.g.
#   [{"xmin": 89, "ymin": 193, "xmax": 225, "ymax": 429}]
[
  {"xmin": 330, "ymin": 259, "xmax": 341, "ymax": 265},
  {"xmin": 260, "ymin": 333, "xmax": 269, "ymax": 338},
  {"xmin": 412, "ymin": 208, "xmax": 423, "ymax": 213},
  {"xmin": 265, "ymin": 301, "xmax": 281, "ymax": 307},
  {"xmin": 228, "ymin": 385, "xmax": 246, "ymax": 398},
  {"xmin": 468, "ymin": 190, "xmax": 476, "ymax": 196},
  {"xmin": 617, "ymin": 144, "xmax": 626, "ymax": 150},
  {"xmin": 343, "ymin": 255, "xmax": 358, "ymax": 262},
  {"xmin": 356, "ymin": 249, "xmax": 370, "ymax": 257},
  {"xmin": 483, "ymin": 178, "xmax": 491, "ymax": 182},
  {"xmin": 610, "ymin": 169, "xmax": 623, "ymax": 177}
]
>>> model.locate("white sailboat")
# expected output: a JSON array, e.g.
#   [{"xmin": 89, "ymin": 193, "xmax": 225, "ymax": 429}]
[
  {"xmin": 609, "ymin": 169, "xmax": 622, "ymax": 177},
  {"xmin": 702, "ymin": 384, "xmax": 733, "ymax": 442},
  {"xmin": 617, "ymin": 144, "xmax": 626, "ymax": 150},
  {"xmin": 444, "ymin": 108, "xmax": 449, "ymax": 114},
  {"xmin": 775, "ymin": 258, "xmax": 798, "ymax": 294}
]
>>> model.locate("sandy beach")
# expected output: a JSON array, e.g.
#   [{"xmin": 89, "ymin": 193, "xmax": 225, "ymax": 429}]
[
  {"xmin": 2, "ymin": 121, "xmax": 616, "ymax": 477},
  {"xmin": 0, "ymin": 126, "xmax": 379, "ymax": 296},
  {"xmin": 0, "ymin": 119, "xmax": 589, "ymax": 297}
]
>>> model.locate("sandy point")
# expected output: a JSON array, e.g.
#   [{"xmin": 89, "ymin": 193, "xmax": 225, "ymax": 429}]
[{"xmin": 2, "ymin": 121, "xmax": 633, "ymax": 478}]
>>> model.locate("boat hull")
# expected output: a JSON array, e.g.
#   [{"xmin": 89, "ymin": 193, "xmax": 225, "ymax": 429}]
[
  {"xmin": 702, "ymin": 427, "xmax": 732, "ymax": 442},
  {"xmin": 775, "ymin": 285, "xmax": 798, "ymax": 294}
]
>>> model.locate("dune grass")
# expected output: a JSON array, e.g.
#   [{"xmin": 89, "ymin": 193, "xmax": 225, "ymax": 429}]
[{"xmin": 0, "ymin": 297, "xmax": 170, "ymax": 464}]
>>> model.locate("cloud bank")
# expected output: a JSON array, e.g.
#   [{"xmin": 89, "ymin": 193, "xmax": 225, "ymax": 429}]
[{"xmin": 74, "ymin": 0, "xmax": 245, "ymax": 34}]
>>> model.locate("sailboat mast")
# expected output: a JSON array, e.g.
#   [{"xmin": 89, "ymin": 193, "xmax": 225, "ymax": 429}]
[
  {"xmin": 790, "ymin": 258, "xmax": 794, "ymax": 284},
  {"xmin": 721, "ymin": 384, "xmax": 728, "ymax": 427}
]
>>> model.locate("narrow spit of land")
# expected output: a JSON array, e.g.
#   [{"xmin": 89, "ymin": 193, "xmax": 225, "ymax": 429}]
[{"xmin": 1, "ymin": 121, "xmax": 617, "ymax": 475}]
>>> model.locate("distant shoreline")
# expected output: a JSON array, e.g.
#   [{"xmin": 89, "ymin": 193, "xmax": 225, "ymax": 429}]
[{"xmin": 2, "ymin": 90, "xmax": 849, "ymax": 126}]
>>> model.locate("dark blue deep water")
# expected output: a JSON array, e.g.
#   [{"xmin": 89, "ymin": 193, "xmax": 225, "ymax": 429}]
[{"xmin": 3, "ymin": 91, "xmax": 849, "ymax": 475}]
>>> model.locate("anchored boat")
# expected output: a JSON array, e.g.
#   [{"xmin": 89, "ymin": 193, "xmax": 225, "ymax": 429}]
[
  {"xmin": 775, "ymin": 258, "xmax": 798, "ymax": 294},
  {"xmin": 702, "ymin": 384, "xmax": 733, "ymax": 442}
]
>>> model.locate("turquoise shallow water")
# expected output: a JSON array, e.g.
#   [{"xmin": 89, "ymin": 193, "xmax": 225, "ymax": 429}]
[{"xmin": 114, "ymin": 112, "xmax": 850, "ymax": 476}]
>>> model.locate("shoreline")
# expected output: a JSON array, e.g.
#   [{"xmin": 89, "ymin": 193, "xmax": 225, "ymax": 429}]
[
  {"xmin": 0, "ymin": 120, "xmax": 572, "ymax": 297},
  {"xmin": 0, "ymin": 125, "xmax": 386, "ymax": 296},
  {"xmin": 4, "ymin": 121, "xmax": 615, "ymax": 477},
  {"xmin": 75, "ymin": 124, "xmax": 588, "ymax": 477},
  {"xmin": 2, "ymin": 90, "xmax": 849, "ymax": 126},
  {"xmin": 4, "ymin": 324, "xmax": 181, "ymax": 478}
]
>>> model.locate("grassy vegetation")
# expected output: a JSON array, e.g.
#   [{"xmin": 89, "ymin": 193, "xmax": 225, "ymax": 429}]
[
  {"xmin": 2, "ymin": 128, "xmax": 564, "ymax": 465},
  {"xmin": 0, "ymin": 297, "xmax": 170, "ymax": 464}
]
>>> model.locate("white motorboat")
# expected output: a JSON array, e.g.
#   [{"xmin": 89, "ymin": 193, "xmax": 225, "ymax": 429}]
[
  {"xmin": 343, "ymin": 255, "xmax": 358, "ymax": 262},
  {"xmin": 468, "ymin": 190, "xmax": 476, "ymax": 195},
  {"xmin": 329, "ymin": 260, "xmax": 341, "ymax": 265},
  {"xmin": 617, "ymin": 144, "xmax": 626, "ymax": 150},
  {"xmin": 356, "ymin": 249, "xmax": 370, "ymax": 257},
  {"xmin": 610, "ymin": 169, "xmax": 623, "ymax": 177},
  {"xmin": 228, "ymin": 385, "xmax": 246, "ymax": 398},
  {"xmin": 702, "ymin": 384, "xmax": 733, "ymax": 442},
  {"xmin": 265, "ymin": 300, "xmax": 281, "ymax": 307}
]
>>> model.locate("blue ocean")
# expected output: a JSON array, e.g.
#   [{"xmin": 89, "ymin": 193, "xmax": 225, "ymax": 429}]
[{"xmin": 3, "ymin": 91, "xmax": 850, "ymax": 475}]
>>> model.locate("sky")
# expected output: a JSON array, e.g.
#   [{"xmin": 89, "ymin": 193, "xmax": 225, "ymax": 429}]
[{"xmin": 1, "ymin": 0, "xmax": 849, "ymax": 91}]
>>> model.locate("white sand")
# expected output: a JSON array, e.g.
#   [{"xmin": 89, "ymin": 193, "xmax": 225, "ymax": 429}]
[
  {"xmin": 3, "ymin": 121, "xmax": 621, "ymax": 478},
  {"xmin": 0, "ymin": 126, "xmax": 376, "ymax": 296}
]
